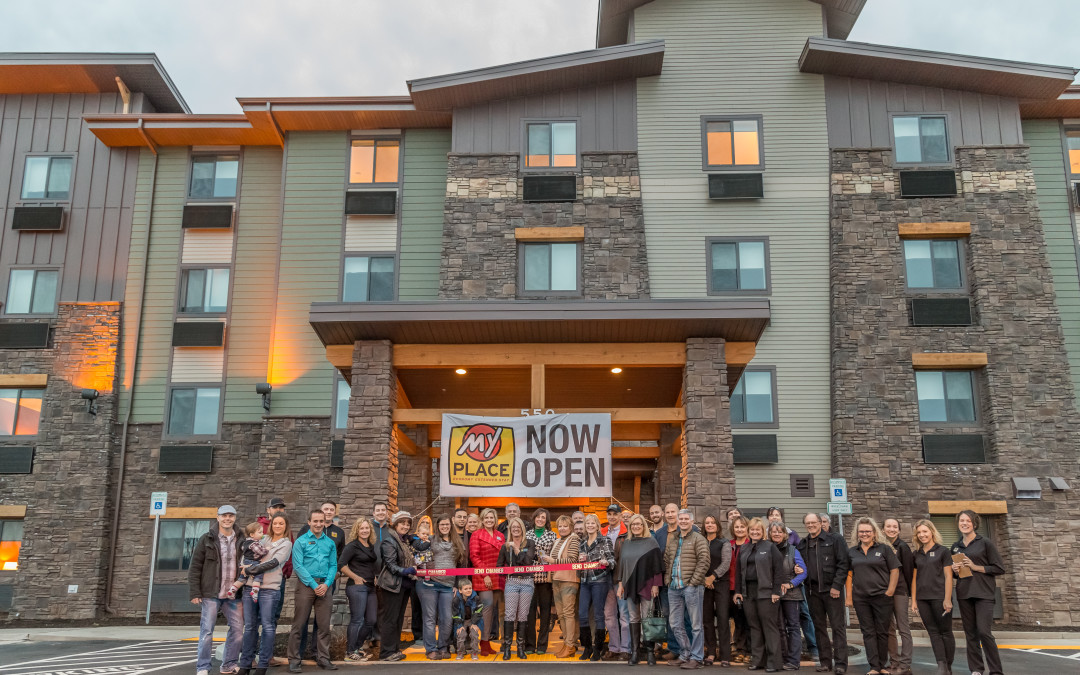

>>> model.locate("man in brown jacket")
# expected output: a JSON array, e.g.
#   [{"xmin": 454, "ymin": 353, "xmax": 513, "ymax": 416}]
[{"xmin": 662, "ymin": 509, "xmax": 710, "ymax": 670}]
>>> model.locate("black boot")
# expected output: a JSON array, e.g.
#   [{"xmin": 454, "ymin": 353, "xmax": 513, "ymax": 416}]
[
  {"xmin": 579, "ymin": 626, "xmax": 593, "ymax": 661},
  {"xmin": 237, "ymin": 669, "xmax": 250, "ymax": 675},
  {"xmin": 645, "ymin": 641, "xmax": 656, "ymax": 666},
  {"xmin": 629, "ymin": 624, "xmax": 641, "ymax": 666},
  {"xmin": 502, "ymin": 621, "xmax": 514, "ymax": 661},
  {"xmin": 591, "ymin": 629, "xmax": 606, "ymax": 662},
  {"xmin": 516, "ymin": 622, "xmax": 527, "ymax": 659},
  {"xmin": 253, "ymin": 670, "xmax": 267, "ymax": 675}
]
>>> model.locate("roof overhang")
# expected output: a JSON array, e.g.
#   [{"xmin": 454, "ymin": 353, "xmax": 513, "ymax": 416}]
[
  {"xmin": 309, "ymin": 299, "xmax": 770, "ymax": 346},
  {"xmin": 1020, "ymin": 86, "xmax": 1080, "ymax": 119},
  {"xmin": 237, "ymin": 97, "xmax": 452, "ymax": 130},
  {"xmin": 595, "ymin": 0, "xmax": 865, "ymax": 48},
  {"xmin": 0, "ymin": 52, "xmax": 189, "ymax": 113},
  {"xmin": 800, "ymin": 37, "xmax": 1078, "ymax": 100},
  {"xmin": 407, "ymin": 40, "xmax": 664, "ymax": 110}
]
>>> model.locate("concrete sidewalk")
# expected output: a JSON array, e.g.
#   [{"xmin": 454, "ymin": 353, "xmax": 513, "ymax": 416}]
[{"xmin": 0, "ymin": 624, "xmax": 292, "ymax": 644}]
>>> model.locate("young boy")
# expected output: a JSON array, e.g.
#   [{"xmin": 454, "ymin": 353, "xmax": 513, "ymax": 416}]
[
  {"xmin": 452, "ymin": 579, "xmax": 484, "ymax": 661},
  {"xmin": 226, "ymin": 521, "xmax": 269, "ymax": 601}
]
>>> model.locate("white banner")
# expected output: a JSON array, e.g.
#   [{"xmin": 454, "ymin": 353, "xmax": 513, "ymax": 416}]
[{"xmin": 439, "ymin": 413, "xmax": 612, "ymax": 498}]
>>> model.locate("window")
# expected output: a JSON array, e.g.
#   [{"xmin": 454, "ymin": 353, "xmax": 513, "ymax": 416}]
[
  {"xmin": 350, "ymin": 139, "xmax": 400, "ymax": 184},
  {"xmin": 0, "ymin": 389, "xmax": 43, "ymax": 436},
  {"xmin": 21, "ymin": 156, "xmax": 73, "ymax": 200},
  {"xmin": 189, "ymin": 155, "xmax": 239, "ymax": 199},
  {"xmin": 525, "ymin": 122, "xmax": 577, "ymax": 169},
  {"xmin": 904, "ymin": 240, "xmax": 962, "ymax": 289},
  {"xmin": 334, "ymin": 377, "xmax": 350, "ymax": 430},
  {"xmin": 179, "ymin": 268, "xmax": 230, "ymax": 313},
  {"xmin": 1068, "ymin": 132, "xmax": 1080, "ymax": 176},
  {"xmin": 708, "ymin": 239, "xmax": 768, "ymax": 293},
  {"xmin": 0, "ymin": 520, "xmax": 23, "ymax": 571},
  {"xmin": 5, "ymin": 269, "xmax": 58, "ymax": 315},
  {"xmin": 702, "ymin": 117, "xmax": 763, "ymax": 170},
  {"xmin": 521, "ymin": 242, "xmax": 579, "ymax": 293},
  {"xmin": 343, "ymin": 256, "xmax": 395, "ymax": 302},
  {"xmin": 916, "ymin": 370, "xmax": 976, "ymax": 423},
  {"xmin": 730, "ymin": 369, "xmax": 776, "ymax": 426},
  {"xmin": 156, "ymin": 519, "xmax": 211, "ymax": 571},
  {"xmin": 893, "ymin": 115, "xmax": 949, "ymax": 164},
  {"xmin": 167, "ymin": 388, "xmax": 221, "ymax": 436}
]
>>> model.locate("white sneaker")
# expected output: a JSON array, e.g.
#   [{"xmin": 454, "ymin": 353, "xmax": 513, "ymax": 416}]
[{"xmin": 197, "ymin": 671, "xmax": 209, "ymax": 675}]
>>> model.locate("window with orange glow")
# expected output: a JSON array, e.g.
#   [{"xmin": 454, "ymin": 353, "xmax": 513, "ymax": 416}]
[
  {"xmin": 526, "ymin": 122, "xmax": 577, "ymax": 169},
  {"xmin": 350, "ymin": 139, "xmax": 400, "ymax": 184},
  {"xmin": 0, "ymin": 389, "xmax": 43, "ymax": 436},
  {"xmin": 1067, "ymin": 132, "xmax": 1080, "ymax": 176},
  {"xmin": 704, "ymin": 118, "xmax": 763, "ymax": 169},
  {"xmin": 0, "ymin": 520, "xmax": 23, "ymax": 571}
]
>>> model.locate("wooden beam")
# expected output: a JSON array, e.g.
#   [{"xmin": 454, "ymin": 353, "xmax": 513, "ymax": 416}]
[
  {"xmin": 531, "ymin": 364, "xmax": 545, "ymax": 409},
  {"xmin": 428, "ymin": 447, "xmax": 440, "ymax": 459},
  {"xmin": 725, "ymin": 342, "xmax": 756, "ymax": 367},
  {"xmin": 898, "ymin": 222, "xmax": 972, "ymax": 239},
  {"xmin": 514, "ymin": 226, "xmax": 585, "ymax": 242},
  {"xmin": 911, "ymin": 352, "xmax": 988, "ymax": 370},
  {"xmin": 393, "ymin": 343, "xmax": 686, "ymax": 368},
  {"xmin": 469, "ymin": 497, "xmax": 589, "ymax": 509},
  {"xmin": 394, "ymin": 425, "xmax": 419, "ymax": 456},
  {"xmin": 0, "ymin": 505, "xmax": 27, "ymax": 518},
  {"xmin": 634, "ymin": 475, "xmax": 642, "ymax": 514},
  {"xmin": 612, "ymin": 423, "xmax": 661, "ymax": 441},
  {"xmin": 149, "ymin": 507, "xmax": 218, "ymax": 520},
  {"xmin": 396, "ymin": 379, "xmax": 412, "ymax": 409},
  {"xmin": 0, "ymin": 374, "xmax": 47, "ymax": 387},
  {"xmin": 927, "ymin": 500, "xmax": 1008, "ymax": 515},
  {"xmin": 613, "ymin": 446, "xmax": 660, "ymax": 459},
  {"xmin": 326, "ymin": 345, "xmax": 352, "ymax": 369},
  {"xmin": 393, "ymin": 408, "xmax": 685, "ymax": 424}
]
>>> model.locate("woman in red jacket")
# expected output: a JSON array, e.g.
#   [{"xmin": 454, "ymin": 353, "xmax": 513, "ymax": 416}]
[{"xmin": 469, "ymin": 508, "xmax": 506, "ymax": 656}]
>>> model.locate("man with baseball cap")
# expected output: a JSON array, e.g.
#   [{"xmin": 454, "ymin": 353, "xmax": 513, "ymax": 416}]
[
  {"xmin": 602, "ymin": 504, "xmax": 629, "ymax": 660},
  {"xmin": 189, "ymin": 505, "xmax": 245, "ymax": 675}
]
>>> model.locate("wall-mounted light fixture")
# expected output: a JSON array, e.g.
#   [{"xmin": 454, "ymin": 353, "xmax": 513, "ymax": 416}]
[
  {"xmin": 81, "ymin": 388, "xmax": 99, "ymax": 416},
  {"xmin": 256, "ymin": 382, "xmax": 272, "ymax": 411}
]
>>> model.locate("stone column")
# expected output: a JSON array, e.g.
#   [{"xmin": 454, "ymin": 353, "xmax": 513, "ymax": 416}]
[
  {"xmin": 343, "ymin": 340, "xmax": 398, "ymax": 512},
  {"xmin": 655, "ymin": 424, "xmax": 683, "ymax": 507},
  {"xmin": 681, "ymin": 337, "xmax": 736, "ymax": 517}
]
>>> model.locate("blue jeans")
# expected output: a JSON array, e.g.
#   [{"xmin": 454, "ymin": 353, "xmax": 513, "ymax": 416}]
[
  {"xmin": 346, "ymin": 584, "xmax": 378, "ymax": 653},
  {"xmin": 668, "ymin": 584, "xmax": 705, "ymax": 662},
  {"xmin": 780, "ymin": 600, "xmax": 802, "ymax": 667},
  {"xmin": 578, "ymin": 580, "xmax": 610, "ymax": 630},
  {"xmin": 197, "ymin": 597, "xmax": 244, "ymax": 673},
  {"xmin": 616, "ymin": 594, "xmax": 631, "ymax": 652},
  {"xmin": 799, "ymin": 595, "xmax": 817, "ymax": 653},
  {"xmin": 240, "ymin": 588, "xmax": 280, "ymax": 668},
  {"xmin": 417, "ymin": 581, "xmax": 454, "ymax": 652}
]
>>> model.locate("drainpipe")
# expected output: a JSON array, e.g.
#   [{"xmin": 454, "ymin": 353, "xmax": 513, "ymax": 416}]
[{"xmin": 104, "ymin": 145, "xmax": 158, "ymax": 614}]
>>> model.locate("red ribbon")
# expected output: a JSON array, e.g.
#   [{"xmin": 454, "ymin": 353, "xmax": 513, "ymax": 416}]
[{"xmin": 414, "ymin": 561, "xmax": 605, "ymax": 577}]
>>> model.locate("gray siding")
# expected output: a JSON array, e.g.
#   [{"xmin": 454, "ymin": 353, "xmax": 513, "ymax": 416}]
[
  {"xmin": 451, "ymin": 80, "xmax": 637, "ymax": 154},
  {"xmin": 633, "ymin": 0, "xmax": 831, "ymax": 514},
  {"xmin": 399, "ymin": 128, "xmax": 450, "ymax": 300},
  {"xmin": 0, "ymin": 93, "xmax": 143, "ymax": 303},
  {"xmin": 1025, "ymin": 119, "xmax": 1080, "ymax": 396},
  {"xmin": 824, "ymin": 76, "xmax": 1023, "ymax": 149}
]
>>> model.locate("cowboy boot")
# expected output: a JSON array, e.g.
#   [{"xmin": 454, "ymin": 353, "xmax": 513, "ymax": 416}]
[{"xmin": 502, "ymin": 621, "xmax": 514, "ymax": 660}]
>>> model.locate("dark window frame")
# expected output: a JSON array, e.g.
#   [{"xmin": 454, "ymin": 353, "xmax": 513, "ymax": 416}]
[
  {"xmin": 0, "ymin": 388, "xmax": 45, "ymax": 438},
  {"xmin": 163, "ymin": 384, "xmax": 223, "ymax": 440},
  {"xmin": 19, "ymin": 154, "xmax": 76, "ymax": 202},
  {"xmin": 915, "ymin": 369, "xmax": 981, "ymax": 428},
  {"xmin": 730, "ymin": 366, "xmax": 780, "ymax": 430},
  {"xmin": 177, "ymin": 266, "xmax": 232, "ymax": 315},
  {"xmin": 520, "ymin": 118, "xmax": 581, "ymax": 173},
  {"xmin": 3, "ymin": 267, "xmax": 61, "ymax": 316},
  {"xmin": 517, "ymin": 240, "xmax": 584, "ymax": 298},
  {"xmin": 341, "ymin": 253, "xmax": 397, "ymax": 303},
  {"xmin": 0, "ymin": 518, "xmax": 24, "ymax": 572},
  {"xmin": 333, "ymin": 374, "xmax": 350, "ymax": 433},
  {"xmin": 890, "ymin": 113, "xmax": 953, "ymax": 167},
  {"xmin": 700, "ymin": 115, "xmax": 766, "ymax": 172},
  {"xmin": 186, "ymin": 153, "xmax": 241, "ymax": 201},
  {"xmin": 154, "ymin": 518, "xmax": 212, "ymax": 573},
  {"xmin": 902, "ymin": 238, "xmax": 968, "ymax": 294},
  {"xmin": 347, "ymin": 136, "xmax": 403, "ymax": 187},
  {"xmin": 705, "ymin": 236, "xmax": 772, "ymax": 296}
]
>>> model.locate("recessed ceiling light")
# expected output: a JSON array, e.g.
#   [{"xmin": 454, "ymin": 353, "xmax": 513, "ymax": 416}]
[
  {"xmin": 611, "ymin": 367, "xmax": 623, "ymax": 374},
  {"xmin": 455, "ymin": 368, "xmax": 467, "ymax": 375}
]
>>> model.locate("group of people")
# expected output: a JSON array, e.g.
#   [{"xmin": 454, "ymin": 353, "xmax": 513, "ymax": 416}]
[{"xmin": 188, "ymin": 499, "xmax": 1005, "ymax": 675}]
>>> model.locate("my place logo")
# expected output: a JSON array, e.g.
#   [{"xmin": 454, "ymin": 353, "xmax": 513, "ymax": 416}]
[{"xmin": 448, "ymin": 423, "xmax": 515, "ymax": 487}]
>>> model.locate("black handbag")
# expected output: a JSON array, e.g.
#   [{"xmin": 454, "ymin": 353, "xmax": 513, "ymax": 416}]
[{"xmin": 642, "ymin": 596, "xmax": 668, "ymax": 642}]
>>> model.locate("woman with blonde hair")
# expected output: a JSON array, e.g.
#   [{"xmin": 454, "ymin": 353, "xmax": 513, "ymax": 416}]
[
  {"xmin": 549, "ymin": 515, "xmax": 581, "ymax": 658},
  {"xmin": 615, "ymin": 513, "xmax": 663, "ymax": 666},
  {"xmin": 846, "ymin": 517, "xmax": 899, "ymax": 675},
  {"xmin": 733, "ymin": 517, "xmax": 784, "ymax": 672},
  {"xmin": 910, "ymin": 519, "xmax": 954, "ymax": 675},
  {"xmin": 497, "ymin": 516, "xmax": 536, "ymax": 660},
  {"xmin": 579, "ymin": 512, "xmax": 616, "ymax": 661},
  {"xmin": 339, "ymin": 518, "xmax": 379, "ymax": 661}
]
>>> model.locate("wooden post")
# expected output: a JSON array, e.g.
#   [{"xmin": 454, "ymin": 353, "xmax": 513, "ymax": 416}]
[
  {"xmin": 634, "ymin": 475, "xmax": 642, "ymax": 514},
  {"xmin": 531, "ymin": 363, "xmax": 545, "ymax": 410}
]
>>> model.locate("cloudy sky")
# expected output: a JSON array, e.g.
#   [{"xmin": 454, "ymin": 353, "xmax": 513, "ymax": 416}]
[{"xmin": 1, "ymin": 0, "xmax": 1077, "ymax": 113}]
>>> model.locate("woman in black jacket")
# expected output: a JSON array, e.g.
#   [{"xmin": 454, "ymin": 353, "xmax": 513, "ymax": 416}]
[
  {"xmin": 376, "ymin": 511, "xmax": 430, "ymax": 662},
  {"xmin": 339, "ymin": 518, "xmax": 380, "ymax": 662},
  {"xmin": 701, "ymin": 514, "xmax": 732, "ymax": 666},
  {"xmin": 951, "ymin": 510, "xmax": 1005, "ymax": 675},
  {"xmin": 497, "ymin": 517, "xmax": 536, "ymax": 660},
  {"xmin": 733, "ymin": 517, "xmax": 784, "ymax": 672}
]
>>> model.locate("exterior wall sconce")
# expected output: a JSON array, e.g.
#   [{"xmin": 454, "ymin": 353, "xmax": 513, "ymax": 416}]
[
  {"xmin": 81, "ymin": 388, "xmax": 99, "ymax": 416},
  {"xmin": 256, "ymin": 382, "xmax": 272, "ymax": 411}
]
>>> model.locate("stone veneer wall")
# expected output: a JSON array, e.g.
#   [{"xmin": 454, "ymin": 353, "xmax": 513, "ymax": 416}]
[
  {"xmin": 342, "ymin": 340, "xmax": 398, "ymax": 512},
  {"xmin": 681, "ymin": 338, "xmax": 736, "ymax": 517},
  {"xmin": 440, "ymin": 152, "xmax": 649, "ymax": 300},
  {"xmin": 830, "ymin": 145, "xmax": 1080, "ymax": 626},
  {"xmin": 0, "ymin": 303, "xmax": 120, "ymax": 620}
]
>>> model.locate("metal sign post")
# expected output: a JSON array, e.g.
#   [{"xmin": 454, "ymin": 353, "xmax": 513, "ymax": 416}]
[{"xmin": 146, "ymin": 492, "xmax": 167, "ymax": 624}]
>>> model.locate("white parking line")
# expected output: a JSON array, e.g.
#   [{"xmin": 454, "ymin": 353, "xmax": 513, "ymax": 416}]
[
  {"xmin": 1011, "ymin": 647, "xmax": 1080, "ymax": 661},
  {"xmin": 0, "ymin": 640, "xmax": 199, "ymax": 675}
]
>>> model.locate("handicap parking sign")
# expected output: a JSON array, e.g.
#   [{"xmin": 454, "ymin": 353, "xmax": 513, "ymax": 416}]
[{"xmin": 150, "ymin": 491, "xmax": 168, "ymax": 516}]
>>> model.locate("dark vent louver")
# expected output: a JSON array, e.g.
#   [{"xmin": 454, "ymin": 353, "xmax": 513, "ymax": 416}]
[
  {"xmin": 172, "ymin": 321, "xmax": 226, "ymax": 347},
  {"xmin": 911, "ymin": 298, "xmax": 973, "ymax": 326},
  {"xmin": 732, "ymin": 434, "xmax": 778, "ymax": 464},
  {"xmin": 522, "ymin": 175, "xmax": 577, "ymax": 202},
  {"xmin": 0, "ymin": 323, "xmax": 50, "ymax": 349},
  {"xmin": 0, "ymin": 585, "xmax": 13, "ymax": 611},
  {"xmin": 12, "ymin": 206, "xmax": 64, "ymax": 231},
  {"xmin": 0, "ymin": 447, "xmax": 34, "ymax": 474},
  {"xmin": 922, "ymin": 434, "xmax": 986, "ymax": 464},
  {"xmin": 159, "ymin": 445, "xmax": 214, "ymax": 473},
  {"xmin": 149, "ymin": 583, "xmax": 201, "ymax": 613},
  {"xmin": 345, "ymin": 190, "xmax": 398, "ymax": 215},
  {"xmin": 708, "ymin": 173, "xmax": 764, "ymax": 199},
  {"xmin": 1073, "ymin": 182, "xmax": 1080, "ymax": 208},
  {"xmin": 899, "ymin": 170, "xmax": 958, "ymax": 198},
  {"xmin": 182, "ymin": 204, "xmax": 233, "ymax": 229},
  {"xmin": 789, "ymin": 473, "xmax": 815, "ymax": 497},
  {"xmin": 330, "ymin": 439, "xmax": 345, "ymax": 468}
]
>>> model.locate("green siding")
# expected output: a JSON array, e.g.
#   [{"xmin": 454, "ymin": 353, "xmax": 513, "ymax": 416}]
[
  {"xmin": 123, "ymin": 148, "xmax": 188, "ymax": 422},
  {"xmin": 634, "ymin": 0, "xmax": 831, "ymax": 512},
  {"xmin": 1024, "ymin": 119, "xmax": 1080, "ymax": 396},
  {"xmin": 224, "ymin": 146, "xmax": 284, "ymax": 421},
  {"xmin": 269, "ymin": 131, "xmax": 346, "ymax": 415},
  {"xmin": 400, "ymin": 128, "xmax": 450, "ymax": 300}
]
